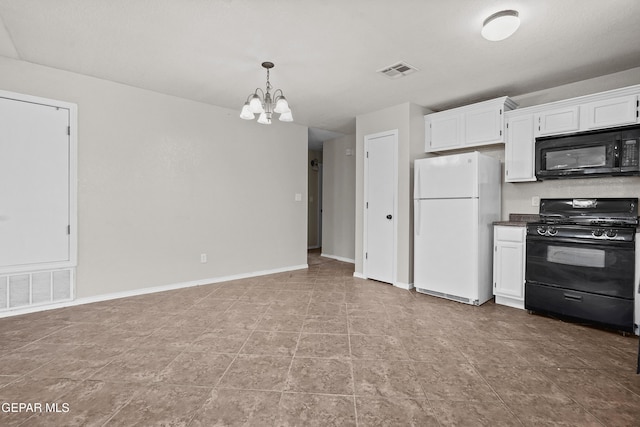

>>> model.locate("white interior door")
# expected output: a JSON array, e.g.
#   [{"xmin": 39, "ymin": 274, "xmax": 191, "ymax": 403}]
[
  {"xmin": 364, "ymin": 131, "xmax": 397, "ymax": 284},
  {"xmin": 0, "ymin": 97, "xmax": 71, "ymax": 269}
]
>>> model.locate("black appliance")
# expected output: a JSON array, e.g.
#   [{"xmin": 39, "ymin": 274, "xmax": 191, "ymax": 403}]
[
  {"xmin": 525, "ymin": 198, "xmax": 638, "ymax": 332},
  {"xmin": 535, "ymin": 125, "xmax": 640, "ymax": 180}
]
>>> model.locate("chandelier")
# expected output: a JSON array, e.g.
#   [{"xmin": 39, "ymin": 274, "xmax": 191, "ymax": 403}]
[{"xmin": 240, "ymin": 61, "xmax": 293, "ymax": 124}]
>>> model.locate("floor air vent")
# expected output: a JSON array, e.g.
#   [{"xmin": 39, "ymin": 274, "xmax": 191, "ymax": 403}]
[
  {"xmin": 0, "ymin": 268, "xmax": 73, "ymax": 311},
  {"xmin": 377, "ymin": 62, "xmax": 418, "ymax": 78}
]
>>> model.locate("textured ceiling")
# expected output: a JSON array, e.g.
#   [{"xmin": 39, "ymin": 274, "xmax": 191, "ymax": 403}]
[{"xmin": 1, "ymin": 0, "xmax": 640, "ymax": 144}]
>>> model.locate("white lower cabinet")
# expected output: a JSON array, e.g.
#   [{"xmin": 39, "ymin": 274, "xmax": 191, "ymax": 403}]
[{"xmin": 493, "ymin": 225, "xmax": 525, "ymax": 310}]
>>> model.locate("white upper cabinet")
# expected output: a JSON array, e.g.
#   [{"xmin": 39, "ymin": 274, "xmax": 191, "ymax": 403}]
[
  {"xmin": 534, "ymin": 106, "xmax": 580, "ymax": 137},
  {"xmin": 425, "ymin": 97, "xmax": 517, "ymax": 152},
  {"xmin": 583, "ymin": 94, "xmax": 638, "ymax": 130},
  {"xmin": 465, "ymin": 102, "xmax": 507, "ymax": 145},
  {"xmin": 505, "ymin": 113, "xmax": 536, "ymax": 182},
  {"xmin": 505, "ymin": 84, "xmax": 640, "ymax": 183},
  {"xmin": 427, "ymin": 113, "xmax": 463, "ymax": 151}
]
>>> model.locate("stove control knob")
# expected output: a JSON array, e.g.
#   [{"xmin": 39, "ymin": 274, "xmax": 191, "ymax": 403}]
[
  {"xmin": 536, "ymin": 226, "xmax": 547, "ymax": 236},
  {"xmin": 605, "ymin": 229, "xmax": 617, "ymax": 238},
  {"xmin": 548, "ymin": 227, "xmax": 558, "ymax": 236},
  {"xmin": 593, "ymin": 229, "xmax": 604, "ymax": 237}
]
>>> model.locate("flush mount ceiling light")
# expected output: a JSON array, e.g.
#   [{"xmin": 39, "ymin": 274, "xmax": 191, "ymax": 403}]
[
  {"xmin": 240, "ymin": 61, "xmax": 292, "ymax": 124},
  {"xmin": 481, "ymin": 10, "xmax": 520, "ymax": 41}
]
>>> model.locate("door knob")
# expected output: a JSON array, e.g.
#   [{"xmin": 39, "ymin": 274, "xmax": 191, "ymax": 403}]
[{"xmin": 386, "ymin": 214, "xmax": 392, "ymax": 220}]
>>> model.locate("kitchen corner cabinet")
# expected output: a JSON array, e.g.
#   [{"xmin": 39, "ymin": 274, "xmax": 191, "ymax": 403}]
[
  {"xmin": 493, "ymin": 225, "xmax": 525, "ymax": 310},
  {"xmin": 504, "ymin": 84, "xmax": 640, "ymax": 183},
  {"xmin": 425, "ymin": 97, "xmax": 517, "ymax": 152}
]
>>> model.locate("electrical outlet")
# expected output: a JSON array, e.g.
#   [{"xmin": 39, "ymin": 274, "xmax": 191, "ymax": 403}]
[
  {"xmin": 200, "ymin": 253, "xmax": 207, "ymax": 263},
  {"xmin": 531, "ymin": 196, "xmax": 540, "ymax": 207}
]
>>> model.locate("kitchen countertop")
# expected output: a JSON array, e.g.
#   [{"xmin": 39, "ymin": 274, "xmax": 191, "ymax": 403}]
[{"xmin": 493, "ymin": 213, "xmax": 539, "ymax": 227}]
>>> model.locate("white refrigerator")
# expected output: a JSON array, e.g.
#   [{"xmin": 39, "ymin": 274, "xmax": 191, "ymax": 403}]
[{"xmin": 413, "ymin": 152, "xmax": 501, "ymax": 305}]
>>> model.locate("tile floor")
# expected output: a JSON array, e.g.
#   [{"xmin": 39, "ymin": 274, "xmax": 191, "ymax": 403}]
[{"xmin": 0, "ymin": 251, "xmax": 639, "ymax": 426}]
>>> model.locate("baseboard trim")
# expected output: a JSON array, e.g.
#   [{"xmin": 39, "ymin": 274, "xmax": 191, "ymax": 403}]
[
  {"xmin": 320, "ymin": 253, "xmax": 355, "ymax": 264},
  {"xmin": 353, "ymin": 272, "xmax": 366, "ymax": 279},
  {"xmin": 394, "ymin": 282, "xmax": 414, "ymax": 290},
  {"xmin": 0, "ymin": 263, "xmax": 308, "ymax": 319}
]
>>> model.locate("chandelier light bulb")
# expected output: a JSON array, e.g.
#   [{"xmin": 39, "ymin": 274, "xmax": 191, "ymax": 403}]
[
  {"xmin": 274, "ymin": 96, "xmax": 290, "ymax": 114},
  {"xmin": 257, "ymin": 112, "xmax": 271, "ymax": 125},
  {"xmin": 239, "ymin": 102, "xmax": 255, "ymax": 120},
  {"xmin": 482, "ymin": 10, "xmax": 520, "ymax": 41},
  {"xmin": 279, "ymin": 110, "xmax": 293, "ymax": 122},
  {"xmin": 249, "ymin": 94, "xmax": 264, "ymax": 114}
]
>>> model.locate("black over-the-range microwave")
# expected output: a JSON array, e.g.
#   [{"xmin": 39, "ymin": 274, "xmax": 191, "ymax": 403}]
[{"xmin": 535, "ymin": 125, "xmax": 640, "ymax": 179}]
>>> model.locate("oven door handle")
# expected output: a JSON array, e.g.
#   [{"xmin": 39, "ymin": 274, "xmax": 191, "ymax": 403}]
[
  {"xmin": 563, "ymin": 293, "xmax": 583, "ymax": 302},
  {"xmin": 526, "ymin": 235, "xmax": 634, "ymax": 248}
]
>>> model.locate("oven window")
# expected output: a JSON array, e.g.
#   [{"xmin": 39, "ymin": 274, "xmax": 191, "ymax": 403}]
[
  {"xmin": 545, "ymin": 145, "xmax": 608, "ymax": 170},
  {"xmin": 547, "ymin": 246, "xmax": 605, "ymax": 268}
]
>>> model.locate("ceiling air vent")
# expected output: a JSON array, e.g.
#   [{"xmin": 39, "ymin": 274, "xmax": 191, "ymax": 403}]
[{"xmin": 377, "ymin": 61, "xmax": 418, "ymax": 79}]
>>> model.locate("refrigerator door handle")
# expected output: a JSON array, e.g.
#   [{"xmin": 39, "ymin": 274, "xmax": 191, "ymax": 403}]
[
  {"xmin": 414, "ymin": 200, "xmax": 421, "ymax": 236},
  {"xmin": 414, "ymin": 166, "xmax": 421, "ymax": 200}
]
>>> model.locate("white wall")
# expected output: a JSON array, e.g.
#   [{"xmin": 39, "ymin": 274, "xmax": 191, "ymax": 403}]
[
  {"xmin": 321, "ymin": 135, "xmax": 356, "ymax": 262},
  {"xmin": 0, "ymin": 57, "xmax": 308, "ymax": 299}
]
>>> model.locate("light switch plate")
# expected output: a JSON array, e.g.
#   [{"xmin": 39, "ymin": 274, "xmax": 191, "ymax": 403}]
[{"xmin": 295, "ymin": 193, "xmax": 302, "ymax": 202}]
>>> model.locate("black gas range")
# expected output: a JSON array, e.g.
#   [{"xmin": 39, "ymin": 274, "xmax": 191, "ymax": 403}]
[{"xmin": 525, "ymin": 198, "xmax": 638, "ymax": 332}]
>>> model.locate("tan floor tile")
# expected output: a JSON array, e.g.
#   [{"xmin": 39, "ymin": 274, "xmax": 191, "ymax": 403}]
[
  {"xmin": 190, "ymin": 388, "xmax": 281, "ymax": 427},
  {"xmin": 302, "ymin": 316, "xmax": 348, "ymax": 334},
  {"xmin": 400, "ymin": 335, "xmax": 469, "ymax": 363},
  {"xmin": 350, "ymin": 335, "xmax": 409, "ymax": 360},
  {"xmin": 504, "ymin": 395, "xmax": 603, "ymax": 427},
  {"xmin": 0, "ymin": 376, "xmax": 79, "ymax": 401},
  {"xmin": 587, "ymin": 401, "xmax": 640, "ymax": 427},
  {"xmin": 105, "ymin": 383, "xmax": 209, "ymax": 426},
  {"xmin": 539, "ymin": 367, "xmax": 640, "ymax": 407},
  {"xmin": 240, "ymin": 331, "xmax": 299, "ymax": 356},
  {"xmin": 211, "ymin": 310, "xmax": 263, "ymax": 330},
  {"xmin": 89, "ymin": 348, "xmax": 180, "ymax": 383},
  {"xmin": 353, "ymin": 360, "xmax": 424, "ymax": 399},
  {"xmin": 22, "ymin": 380, "xmax": 135, "ymax": 427},
  {"xmin": 414, "ymin": 362, "xmax": 500, "ymax": 402},
  {"xmin": 218, "ymin": 354, "xmax": 292, "ymax": 391},
  {"xmin": 286, "ymin": 358, "xmax": 353, "ymax": 394},
  {"xmin": 277, "ymin": 393, "xmax": 356, "ymax": 427},
  {"xmin": 295, "ymin": 333, "xmax": 350, "ymax": 359},
  {"xmin": 29, "ymin": 357, "xmax": 112, "ymax": 381},
  {"xmin": 307, "ymin": 301, "xmax": 347, "ymax": 316},
  {"xmin": 158, "ymin": 352, "xmax": 233, "ymax": 387},
  {"xmin": 348, "ymin": 316, "xmax": 399, "ymax": 336},
  {"xmin": 256, "ymin": 314, "xmax": 305, "ymax": 332},
  {"xmin": 475, "ymin": 365, "xmax": 573, "ymax": 404},
  {"xmin": 356, "ymin": 397, "xmax": 440, "ymax": 427},
  {"xmin": 267, "ymin": 300, "xmax": 309, "ymax": 316},
  {"xmin": 431, "ymin": 400, "xmax": 522, "ymax": 426},
  {"xmin": 187, "ymin": 329, "xmax": 251, "ymax": 353}
]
